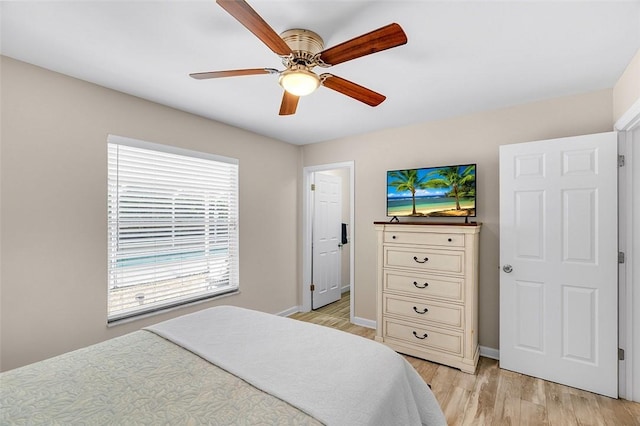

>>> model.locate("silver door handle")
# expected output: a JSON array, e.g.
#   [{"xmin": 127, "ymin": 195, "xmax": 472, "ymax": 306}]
[{"xmin": 503, "ymin": 264, "xmax": 513, "ymax": 273}]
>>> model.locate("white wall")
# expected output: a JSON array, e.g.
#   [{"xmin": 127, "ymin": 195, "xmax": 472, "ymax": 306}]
[{"xmin": 0, "ymin": 57, "xmax": 301, "ymax": 371}]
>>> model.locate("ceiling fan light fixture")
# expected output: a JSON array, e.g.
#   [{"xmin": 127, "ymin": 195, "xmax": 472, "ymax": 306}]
[{"xmin": 279, "ymin": 68, "xmax": 320, "ymax": 96}]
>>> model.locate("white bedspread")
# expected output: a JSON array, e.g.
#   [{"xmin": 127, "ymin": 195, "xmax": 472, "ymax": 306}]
[{"xmin": 146, "ymin": 305, "xmax": 446, "ymax": 426}]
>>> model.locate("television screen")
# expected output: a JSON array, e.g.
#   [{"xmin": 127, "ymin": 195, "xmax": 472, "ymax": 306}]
[{"xmin": 387, "ymin": 164, "xmax": 476, "ymax": 217}]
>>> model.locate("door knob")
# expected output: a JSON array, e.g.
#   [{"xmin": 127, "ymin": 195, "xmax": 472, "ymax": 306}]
[{"xmin": 503, "ymin": 264, "xmax": 513, "ymax": 273}]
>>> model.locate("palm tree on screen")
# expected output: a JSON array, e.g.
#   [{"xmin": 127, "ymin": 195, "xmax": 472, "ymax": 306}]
[
  {"xmin": 424, "ymin": 166, "xmax": 475, "ymax": 210},
  {"xmin": 388, "ymin": 169, "xmax": 429, "ymax": 215}
]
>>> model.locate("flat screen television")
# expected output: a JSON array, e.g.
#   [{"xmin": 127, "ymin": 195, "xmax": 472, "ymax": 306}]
[{"xmin": 387, "ymin": 164, "xmax": 476, "ymax": 218}]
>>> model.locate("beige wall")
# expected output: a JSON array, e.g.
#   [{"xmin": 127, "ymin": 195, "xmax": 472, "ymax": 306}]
[
  {"xmin": 0, "ymin": 57, "xmax": 301, "ymax": 371},
  {"xmin": 301, "ymin": 89, "xmax": 613, "ymax": 350},
  {"xmin": 613, "ymin": 48, "xmax": 640, "ymax": 123}
]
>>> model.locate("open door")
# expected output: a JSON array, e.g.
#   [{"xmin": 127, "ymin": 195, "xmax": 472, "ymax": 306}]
[
  {"xmin": 312, "ymin": 172, "xmax": 342, "ymax": 309},
  {"xmin": 499, "ymin": 132, "xmax": 618, "ymax": 397}
]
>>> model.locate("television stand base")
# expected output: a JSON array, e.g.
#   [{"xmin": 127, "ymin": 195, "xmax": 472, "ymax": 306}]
[{"xmin": 389, "ymin": 216, "xmax": 400, "ymax": 223}]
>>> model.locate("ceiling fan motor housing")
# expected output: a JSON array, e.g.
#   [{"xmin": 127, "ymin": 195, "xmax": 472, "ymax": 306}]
[{"xmin": 280, "ymin": 29, "xmax": 324, "ymax": 67}]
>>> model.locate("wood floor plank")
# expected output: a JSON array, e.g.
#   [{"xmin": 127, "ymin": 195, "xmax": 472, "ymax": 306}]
[
  {"xmin": 570, "ymin": 393, "xmax": 606, "ymax": 426},
  {"xmin": 460, "ymin": 357, "xmax": 499, "ymax": 425},
  {"xmin": 544, "ymin": 381, "xmax": 579, "ymax": 426},
  {"xmin": 596, "ymin": 394, "xmax": 639, "ymax": 426},
  {"xmin": 521, "ymin": 373, "xmax": 547, "ymax": 406},
  {"xmin": 430, "ymin": 364, "xmax": 458, "ymax": 405},
  {"xmin": 621, "ymin": 399, "xmax": 640, "ymax": 424},
  {"xmin": 493, "ymin": 369, "xmax": 523, "ymax": 425},
  {"xmin": 442, "ymin": 386, "xmax": 471, "ymax": 426},
  {"xmin": 289, "ymin": 293, "xmax": 640, "ymax": 426},
  {"xmin": 453, "ymin": 367, "xmax": 478, "ymax": 392},
  {"xmin": 520, "ymin": 400, "xmax": 548, "ymax": 426},
  {"xmin": 404, "ymin": 355, "xmax": 439, "ymax": 384}
]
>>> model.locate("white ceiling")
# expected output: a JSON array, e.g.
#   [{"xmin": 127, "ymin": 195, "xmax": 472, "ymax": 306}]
[{"xmin": 1, "ymin": 1, "xmax": 639, "ymax": 145}]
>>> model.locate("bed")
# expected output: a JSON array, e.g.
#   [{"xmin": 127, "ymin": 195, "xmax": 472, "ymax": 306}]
[{"xmin": 0, "ymin": 305, "xmax": 446, "ymax": 425}]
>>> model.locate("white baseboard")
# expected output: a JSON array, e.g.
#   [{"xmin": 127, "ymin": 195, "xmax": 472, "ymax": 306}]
[
  {"xmin": 278, "ymin": 306, "xmax": 301, "ymax": 317},
  {"xmin": 341, "ymin": 285, "xmax": 351, "ymax": 294},
  {"xmin": 480, "ymin": 345, "xmax": 500, "ymax": 360},
  {"xmin": 353, "ymin": 316, "xmax": 376, "ymax": 329}
]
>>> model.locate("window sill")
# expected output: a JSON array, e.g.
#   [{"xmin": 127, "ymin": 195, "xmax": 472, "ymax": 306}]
[{"xmin": 107, "ymin": 290, "xmax": 240, "ymax": 327}]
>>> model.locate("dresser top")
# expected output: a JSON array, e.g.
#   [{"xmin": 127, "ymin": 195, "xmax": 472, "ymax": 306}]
[{"xmin": 373, "ymin": 221, "xmax": 481, "ymax": 227}]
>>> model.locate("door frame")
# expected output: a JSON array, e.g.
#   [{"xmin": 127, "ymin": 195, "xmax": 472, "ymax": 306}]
[
  {"xmin": 615, "ymin": 97, "xmax": 640, "ymax": 401},
  {"xmin": 302, "ymin": 161, "xmax": 355, "ymax": 321}
]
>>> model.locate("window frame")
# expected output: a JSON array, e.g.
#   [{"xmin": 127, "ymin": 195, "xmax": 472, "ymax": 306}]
[{"xmin": 107, "ymin": 134, "xmax": 239, "ymax": 323}]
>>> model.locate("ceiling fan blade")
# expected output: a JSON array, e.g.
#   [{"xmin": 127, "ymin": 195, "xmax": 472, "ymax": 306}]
[
  {"xmin": 279, "ymin": 91, "xmax": 299, "ymax": 115},
  {"xmin": 318, "ymin": 23, "xmax": 407, "ymax": 66},
  {"xmin": 321, "ymin": 74, "xmax": 386, "ymax": 107},
  {"xmin": 190, "ymin": 68, "xmax": 278, "ymax": 80},
  {"xmin": 216, "ymin": 0, "xmax": 293, "ymax": 56}
]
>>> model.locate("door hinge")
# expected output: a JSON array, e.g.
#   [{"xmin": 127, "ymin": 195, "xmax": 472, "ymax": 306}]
[
  {"xmin": 619, "ymin": 251, "xmax": 625, "ymax": 264},
  {"xmin": 311, "ymin": 184, "xmax": 316, "ymax": 191},
  {"xmin": 619, "ymin": 348, "xmax": 625, "ymax": 361},
  {"xmin": 310, "ymin": 284, "xmax": 315, "ymax": 291},
  {"xmin": 619, "ymin": 155, "xmax": 625, "ymax": 167}
]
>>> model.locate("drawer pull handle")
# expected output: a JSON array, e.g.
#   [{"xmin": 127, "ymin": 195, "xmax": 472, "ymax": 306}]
[
  {"xmin": 412, "ymin": 331, "xmax": 428, "ymax": 340},
  {"xmin": 392, "ymin": 235, "xmax": 397, "ymax": 239},
  {"xmin": 413, "ymin": 306, "xmax": 429, "ymax": 314},
  {"xmin": 448, "ymin": 238, "xmax": 452, "ymax": 242},
  {"xmin": 413, "ymin": 256, "xmax": 429, "ymax": 263},
  {"xmin": 413, "ymin": 281, "xmax": 429, "ymax": 289}
]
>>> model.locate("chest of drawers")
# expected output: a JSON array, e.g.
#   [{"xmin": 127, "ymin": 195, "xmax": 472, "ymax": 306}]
[{"xmin": 374, "ymin": 222, "xmax": 481, "ymax": 373}]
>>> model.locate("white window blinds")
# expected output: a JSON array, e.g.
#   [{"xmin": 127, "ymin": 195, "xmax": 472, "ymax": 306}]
[{"xmin": 107, "ymin": 135, "xmax": 239, "ymax": 322}]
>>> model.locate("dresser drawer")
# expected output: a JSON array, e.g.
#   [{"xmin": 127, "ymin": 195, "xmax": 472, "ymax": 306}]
[
  {"xmin": 384, "ymin": 247, "xmax": 464, "ymax": 274},
  {"xmin": 383, "ymin": 295, "xmax": 463, "ymax": 328},
  {"xmin": 384, "ymin": 319, "xmax": 463, "ymax": 355},
  {"xmin": 384, "ymin": 271, "xmax": 464, "ymax": 301},
  {"xmin": 384, "ymin": 230, "xmax": 464, "ymax": 247}
]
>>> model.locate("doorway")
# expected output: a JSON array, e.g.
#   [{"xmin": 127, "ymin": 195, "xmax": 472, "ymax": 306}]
[{"xmin": 302, "ymin": 162, "xmax": 354, "ymax": 321}]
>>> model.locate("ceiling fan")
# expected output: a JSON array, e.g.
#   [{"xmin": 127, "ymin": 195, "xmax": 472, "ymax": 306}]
[{"xmin": 190, "ymin": 0, "xmax": 408, "ymax": 116}]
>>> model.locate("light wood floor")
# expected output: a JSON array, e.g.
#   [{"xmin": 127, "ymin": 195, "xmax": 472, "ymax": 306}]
[{"xmin": 289, "ymin": 293, "xmax": 640, "ymax": 426}]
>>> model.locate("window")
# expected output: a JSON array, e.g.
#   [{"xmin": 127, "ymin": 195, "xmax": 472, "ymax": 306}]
[{"xmin": 107, "ymin": 135, "xmax": 239, "ymax": 322}]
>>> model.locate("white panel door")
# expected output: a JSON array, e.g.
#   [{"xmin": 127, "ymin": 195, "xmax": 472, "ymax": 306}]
[
  {"xmin": 312, "ymin": 172, "xmax": 342, "ymax": 309},
  {"xmin": 499, "ymin": 132, "xmax": 618, "ymax": 397}
]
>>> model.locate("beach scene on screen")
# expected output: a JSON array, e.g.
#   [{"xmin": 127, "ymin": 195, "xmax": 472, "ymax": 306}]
[{"xmin": 387, "ymin": 165, "xmax": 476, "ymax": 217}]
